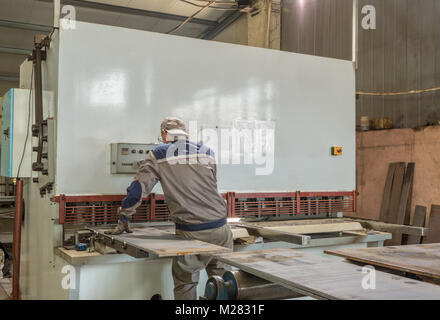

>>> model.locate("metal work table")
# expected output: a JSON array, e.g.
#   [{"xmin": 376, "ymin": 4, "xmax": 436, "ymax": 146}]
[
  {"xmin": 52, "ymin": 219, "xmax": 392, "ymax": 299},
  {"xmin": 213, "ymin": 248, "xmax": 440, "ymax": 300}
]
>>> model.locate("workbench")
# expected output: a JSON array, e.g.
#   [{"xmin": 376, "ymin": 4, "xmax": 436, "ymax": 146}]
[{"xmin": 53, "ymin": 220, "xmax": 392, "ymax": 299}]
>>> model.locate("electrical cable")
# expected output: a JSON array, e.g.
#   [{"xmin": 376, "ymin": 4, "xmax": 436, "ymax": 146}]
[
  {"xmin": 179, "ymin": 0, "xmax": 237, "ymax": 10},
  {"xmin": 167, "ymin": 0, "xmax": 216, "ymax": 34},
  {"xmin": 16, "ymin": 66, "xmax": 34, "ymax": 178},
  {"xmin": 357, "ymin": 86, "xmax": 440, "ymax": 97},
  {"xmin": 48, "ymin": 27, "xmax": 57, "ymax": 41},
  {"xmin": 187, "ymin": 0, "xmax": 237, "ymax": 4}
]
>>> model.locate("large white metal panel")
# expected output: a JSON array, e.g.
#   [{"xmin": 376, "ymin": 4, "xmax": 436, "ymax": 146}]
[{"xmin": 55, "ymin": 21, "xmax": 355, "ymax": 195}]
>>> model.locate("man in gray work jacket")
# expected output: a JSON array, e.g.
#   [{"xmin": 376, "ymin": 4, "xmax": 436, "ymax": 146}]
[{"xmin": 105, "ymin": 117, "xmax": 233, "ymax": 300}]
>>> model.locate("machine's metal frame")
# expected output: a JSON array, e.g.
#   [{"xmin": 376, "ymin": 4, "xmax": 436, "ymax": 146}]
[
  {"xmin": 52, "ymin": 191, "xmax": 356, "ymax": 226},
  {"xmin": 7, "ymin": 21, "xmax": 362, "ymax": 299}
]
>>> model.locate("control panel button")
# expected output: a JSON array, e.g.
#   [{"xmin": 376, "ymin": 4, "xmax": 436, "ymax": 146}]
[{"xmin": 111, "ymin": 143, "xmax": 157, "ymax": 174}]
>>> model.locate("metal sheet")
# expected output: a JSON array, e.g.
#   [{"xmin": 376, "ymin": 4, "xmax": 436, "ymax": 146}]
[
  {"xmin": 214, "ymin": 248, "xmax": 440, "ymax": 300},
  {"xmin": 92, "ymin": 226, "xmax": 231, "ymax": 258},
  {"xmin": 54, "ymin": 21, "xmax": 355, "ymax": 195},
  {"xmin": 325, "ymin": 243, "xmax": 440, "ymax": 280}
]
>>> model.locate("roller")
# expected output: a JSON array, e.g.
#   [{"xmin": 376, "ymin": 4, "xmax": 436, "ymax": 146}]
[{"xmin": 202, "ymin": 270, "xmax": 303, "ymax": 300}]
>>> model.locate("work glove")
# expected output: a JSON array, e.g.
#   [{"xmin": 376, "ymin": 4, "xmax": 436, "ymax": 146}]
[{"xmin": 104, "ymin": 208, "xmax": 133, "ymax": 235}]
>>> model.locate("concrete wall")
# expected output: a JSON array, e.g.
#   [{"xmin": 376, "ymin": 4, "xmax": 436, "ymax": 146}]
[
  {"xmin": 0, "ymin": 81, "xmax": 18, "ymax": 97},
  {"xmin": 213, "ymin": 0, "xmax": 281, "ymax": 50},
  {"xmin": 281, "ymin": 0, "xmax": 440, "ymax": 129},
  {"xmin": 0, "ymin": 25, "xmax": 38, "ymax": 96},
  {"xmin": 213, "ymin": 14, "xmax": 249, "ymax": 46},
  {"xmin": 356, "ymin": 127, "xmax": 440, "ymax": 225}
]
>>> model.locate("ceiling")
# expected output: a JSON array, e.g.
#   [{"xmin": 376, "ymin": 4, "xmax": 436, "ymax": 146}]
[{"xmin": 0, "ymin": 0, "xmax": 244, "ymax": 95}]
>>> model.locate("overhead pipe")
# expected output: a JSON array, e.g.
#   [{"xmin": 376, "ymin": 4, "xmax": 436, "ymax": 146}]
[
  {"xmin": 352, "ymin": 0, "xmax": 359, "ymax": 69},
  {"xmin": 53, "ymin": 0, "xmax": 61, "ymax": 29},
  {"xmin": 12, "ymin": 179, "xmax": 23, "ymax": 300}
]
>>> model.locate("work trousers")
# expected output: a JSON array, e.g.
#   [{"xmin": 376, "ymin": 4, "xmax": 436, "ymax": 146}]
[{"xmin": 172, "ymin": 224, "xmax": 233, "ymax": 300}]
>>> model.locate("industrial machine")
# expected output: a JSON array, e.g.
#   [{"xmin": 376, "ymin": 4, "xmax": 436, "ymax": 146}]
[{"xmin": 1, "ymin": 20, "xmax": 399, "ymax": 300}]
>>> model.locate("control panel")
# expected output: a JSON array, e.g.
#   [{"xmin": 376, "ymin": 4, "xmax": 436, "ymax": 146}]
[{"xmin": 111, "ymin": 143, "xmax": 157, "ymax": 174}]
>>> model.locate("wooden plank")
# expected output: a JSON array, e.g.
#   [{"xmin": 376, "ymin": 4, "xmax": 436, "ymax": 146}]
[
  {"xmin": 243, "ymin": 218, "xmax": 348, "ymax": 227},
  {"xmin": 237, "ymin": 219, "xmax": 362, "ymax": 245},
  {"xmin": 231, "ymin": 227, "xmax": 250, "ymax": 239},
  {"xmin": 215, "ymin": 248, "xmax": 440, "ymax": 300},
  {"xmin": 56, "ymin": 247, "xmax": 102, "ymax": 265},
  {"xmin": 379, "ymin": 163, "xmax": 397, "ymax": 222},
  {"xmin": 385, "ymin": 162, "xmax": 406, "ymax": 245},
  {"xmin": 407, "ymin": 205, "xmax": 426, "ymax": 245},
  {"xmin": 265, "ymin": 222, "xmax": 364, "ymax": 234},
  {"xmin": 325, "ymin": 243, "xmax": 440, "ymax": 280},
  {"xmin": 346, "ymin": 218, "xmax": 428, "ymax": 236},
  {"xmin": 238, "ymin": 224, "xmax": 311, "ymax": 246},
  {"xmin": 395, "ymin": 162, "xmax": 415, "ymax": 244},
  {"xmin": 387, "ymin": 162, "xmax": 406, "ymax": 223},
  {"xmin": 424, "ymin": 205, "xmax": 440, "ymax": 244},
  {"xmin": 93, "ymin": 226, "xmax": 231, "ymax": 258},
  {"xmin": 397, "ymin": 163, "xmax": 415, "ymax": 225}
]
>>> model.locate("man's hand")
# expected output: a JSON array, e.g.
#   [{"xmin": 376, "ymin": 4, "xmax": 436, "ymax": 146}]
[{"xmin": 104, "ymin": 208, "xmax": 133, "ymax": 235}]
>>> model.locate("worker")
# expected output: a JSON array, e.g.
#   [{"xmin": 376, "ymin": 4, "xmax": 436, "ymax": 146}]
[{"xmin": 105, "ymin": 117, "xmax": 233, "ymax": 300}]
